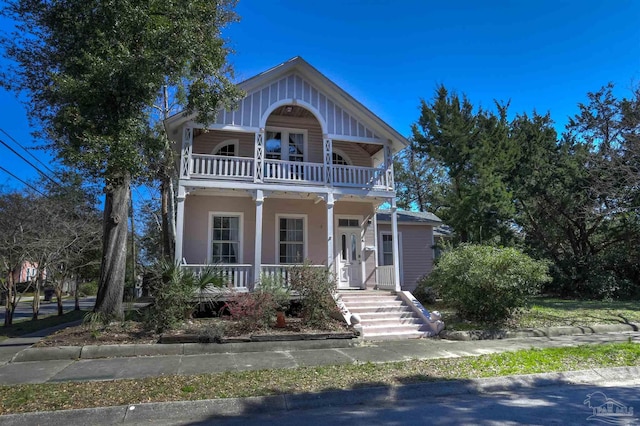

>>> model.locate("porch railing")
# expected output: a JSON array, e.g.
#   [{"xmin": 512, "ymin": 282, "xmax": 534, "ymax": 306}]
[
  {"xmin": 263, "ymin": 159, "xmax": 324, "ymax": 184},
  {"xmin": 376, "ymin": 265, "xmax": 395, "ymax": 290},
  {"xmin": 259, "ymin": 264, "xmax": 327, "ymax": 286},
  {"xmin": 333, "ymin": 164, "xmax": 388, "ymax": 189},
  {"xmin": 190, "ymin": 154, "xmax": 254, "ymax": 180},
  {"xmin": 183, "ymin": 264, "xmax": 252, "ymax": 291}
]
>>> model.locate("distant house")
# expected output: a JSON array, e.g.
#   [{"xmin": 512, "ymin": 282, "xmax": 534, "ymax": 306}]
[
  {"xmin": 12, "ymin": 261, "xmax": 41, "ymax": 284},
  {"xmin": 164, "ymin": 57, "xmax": 444, "ymax": 338}
]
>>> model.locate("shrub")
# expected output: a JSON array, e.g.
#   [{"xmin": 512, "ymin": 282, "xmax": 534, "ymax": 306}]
[
  {"xmin": 78, "ymin": 281, "xmax": 98, "ymax": 297},
  {"xmin": 288, "ymin": 262, "xmax": 337, "ymax": 327},
  {"xmin": 144, "ymin": 261, "xmax": 197, "ymax": 332},
  {"xmin": 256, "ymin": 274, "xmax": 291, "ymax": 311},
  {"xmin": 413, "ymin": 276, "xmax": 438, "ymax": 305},
  {"xmin": 426, "ymin": 244, "xmax": 550, "ymax": 324},
  {"xmin": 222, "ymin": 291, "xmax": 277, "ymax": 333}
]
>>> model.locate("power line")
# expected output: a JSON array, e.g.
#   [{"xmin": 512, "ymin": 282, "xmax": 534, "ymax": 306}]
[
  {"xmin": 0, "ymin": 128, "xmax": 57, "ymax": 176},
  {"xmin": 0, "ymin": 137, "xmax": 61, "ymax": 187},
  {"xmin": 0, "ymin": 165, "xmax": 46, "ymax": 195}
]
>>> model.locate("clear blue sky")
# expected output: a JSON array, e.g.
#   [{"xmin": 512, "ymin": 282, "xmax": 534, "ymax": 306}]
[{"xmin": 1, "ymin": 0, "xmax": 639, "ymax": 192}]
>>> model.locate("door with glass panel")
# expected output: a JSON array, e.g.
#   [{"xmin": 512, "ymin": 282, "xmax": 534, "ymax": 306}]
[{"xmin": 336, "ymin": 218, "xmax": 362, "ymax": 289}]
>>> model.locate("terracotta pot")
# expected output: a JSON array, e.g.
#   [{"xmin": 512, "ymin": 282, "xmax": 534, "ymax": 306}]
[{"xmin": 275, "ymin": 311, "xmax": 286, "ymax": 328}]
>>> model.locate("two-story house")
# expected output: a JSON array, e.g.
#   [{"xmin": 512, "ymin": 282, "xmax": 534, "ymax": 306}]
[{"xmin": 164, "ymin": 57, "xmax": 443, "ymax": 339}]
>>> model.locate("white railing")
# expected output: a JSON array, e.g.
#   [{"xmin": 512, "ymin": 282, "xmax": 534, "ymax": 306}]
[
  {"xmin": 333, "ymin": 165, "xmax": 388, "ymax": 189},
  {"xmin": 259, "ymin": 264, "xmax": 327, "ymax": 286},
  {"xmin": 263, "ymin": 159, "xmax": 325, "ymax": 184},
  {"xmin": 183, "ymin": 264, "xmax": 252, "ymax": 291},
  {"xmin": 190, "ymin": 154, "xmax": 254, "ymax": 180},
  {"xmin": 376, "ymin": 265, "xmax": 395, "ymax": 290}
]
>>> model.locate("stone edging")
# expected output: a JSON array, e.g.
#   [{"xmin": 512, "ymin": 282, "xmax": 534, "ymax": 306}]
[{"xmin": 439, "ymin": 323, "xmax": 639, "ymax": 341}]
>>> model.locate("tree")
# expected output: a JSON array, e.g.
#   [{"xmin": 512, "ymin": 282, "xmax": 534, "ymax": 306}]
[
  {"xmin": 412, "ymin": 85, "xmax": 517, "ymax": 244},
  {"xmin": 2, "ymin": 0, "xmax": 243, "ymax": 320}
]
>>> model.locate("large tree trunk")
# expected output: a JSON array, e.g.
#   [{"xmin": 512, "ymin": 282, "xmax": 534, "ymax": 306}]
[
  {"xmin": 74, "ymin": 275, "xmax": 80, "ymax": 311},
  {"xmin": 32, "ymin": 274, "xmax": 42, "ymax": 321},
  {"xmin": 160, "ymin": 174, "xmax": 176, "ymax": 261},
  {"xmin": 94, "ymin": 173, "xmax": 131, "ymax": 321}
]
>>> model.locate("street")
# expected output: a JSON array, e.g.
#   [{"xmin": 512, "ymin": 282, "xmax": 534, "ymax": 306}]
[
  {"xmin": 195, "ymin": 380, "xmax": 640, "ymax": 426},
  {"xmin": 0, "ymin": 296, "xmax": 96, "ymax": 323}
]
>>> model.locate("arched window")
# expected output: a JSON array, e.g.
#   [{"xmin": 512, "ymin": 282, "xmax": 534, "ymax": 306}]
[
  {"xmin": 332, "ymin": 151, "xmax": 351, "ymax": 165},
  {"xmin": 212, "ymin": 139, "xmax": 238, "ymax": 157}
]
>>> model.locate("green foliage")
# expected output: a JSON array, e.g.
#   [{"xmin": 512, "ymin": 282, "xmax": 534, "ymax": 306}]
[
  {"xmin": 288, "ymin": 262, "xmax": 337, "ymax": 327},
  {"xmin": 413, "ymin": 275, "xmax": 438, "ymax": 305},
  {"xmin": 256, "ymin": 274, "xmax": 291, "ymax": 311},
  {"xmin": 426, "ymin": 245, "xmax": 550, "ymax": 324},
  {"xmin": 78, "ymin": 281, "xmax": 99, "ymax": 297},
  {"xmin": 143, "ymin": 261, "xmax": 196, "ymax": 332}
]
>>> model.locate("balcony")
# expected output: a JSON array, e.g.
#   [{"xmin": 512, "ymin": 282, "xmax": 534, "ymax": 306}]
[{"xmin": 185, "ymin": 153, "xmax": 393, "ymax": 191}]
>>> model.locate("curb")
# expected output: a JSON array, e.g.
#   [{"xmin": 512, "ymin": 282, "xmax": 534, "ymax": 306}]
[
  {"xmin": 439, "ymin": 323, "xmax": 639, "ymax": 341},
  {"xmin": 1, "ymin": 366, "xmax": 638, "ymax": 425},
  {"xmin": 10, "ymin": 339, "xmax": 358, "ymax": 363}
]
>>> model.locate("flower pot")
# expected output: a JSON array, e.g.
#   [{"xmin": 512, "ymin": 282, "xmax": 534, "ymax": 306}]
[{"xmin": 275, "ymin": 311, "xmax": 286, "ymax": 328}]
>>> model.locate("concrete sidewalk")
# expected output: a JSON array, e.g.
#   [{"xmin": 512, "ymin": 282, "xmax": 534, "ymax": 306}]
[{"xmin": 1, "ymin": 330, "xmax": 639, "ymax": 385}]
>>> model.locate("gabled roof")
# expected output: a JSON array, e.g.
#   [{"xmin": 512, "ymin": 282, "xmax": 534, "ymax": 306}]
[
  {"xmin": 165, "ymin": 57, "xmax": 409, "ymax": 154},
  {"xmin": 376, "ymin": 210, "xmax": 442, "ymax": 224}
]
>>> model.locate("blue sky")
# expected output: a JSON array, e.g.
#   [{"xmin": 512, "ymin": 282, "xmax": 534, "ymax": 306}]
[{"xmin": 1, "ymin": 0, "xmax": 639, "ymax": 193}]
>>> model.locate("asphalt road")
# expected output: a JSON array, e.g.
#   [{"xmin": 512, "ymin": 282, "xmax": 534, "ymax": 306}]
[
  {"xmin": 193, "ymin": 380, "xmax": 640, "ymax": 426},
  {"xmin": 0, "ymin": 296, "xmax": 96, "ymax": 322}
]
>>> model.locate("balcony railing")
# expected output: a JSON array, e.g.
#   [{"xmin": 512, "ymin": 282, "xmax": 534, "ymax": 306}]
[
  {"xmin": 376, "ymin": 265, "xmax": 395, "ymax": 290},
  {"xmin": 259, "ymin": 264, "xmax": 327, "ymax": 286},
  {"xmin": 185, "ymin": 154, "xmax": 392, "ymax": 191}
]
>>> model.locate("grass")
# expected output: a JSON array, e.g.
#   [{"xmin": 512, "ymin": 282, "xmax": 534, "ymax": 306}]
[
  {"xmin": 1, "ymin": 341, "xmax": 639, "ymax": 415},
  {"xmin": 430, "ymin": 297, "xmax": 640, "ymax": 331},
  {"xmin": 0, "ymin": 310, "xmax": 87, "ymax": 341}
]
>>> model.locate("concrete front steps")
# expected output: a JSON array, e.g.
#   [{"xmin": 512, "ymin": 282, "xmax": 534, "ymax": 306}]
[{"xmin": 338, "ymin": 291, "xmax": 431, "ymax": 340}]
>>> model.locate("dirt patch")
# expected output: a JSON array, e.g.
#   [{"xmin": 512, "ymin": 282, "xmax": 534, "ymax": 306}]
[{"xmin": 35, "ymin": 316, "xmax": 351, "ymax": 347}]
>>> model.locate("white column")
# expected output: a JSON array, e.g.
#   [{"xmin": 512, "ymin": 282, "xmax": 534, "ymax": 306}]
[
  {"xmin": 254, "ymin": 189, "xmax": 264, "ymax": 288},
  {"xmin": 174, "ymin": 186, "xmax": 187, "ymax": 265},
  {"xmin": 254, "ymin": 129, "xmax": 265, "ymax": 183},
  {"xmin": 326, "ymin": 192, "xmax": 334, "ymax": 271},
  {"xmin": 391, "ymin": 199, "xmax": 401, "ymax": 292},
  {"xmin": 383, "ymin": 143, "xmax": 394, "ymax": 190},
  {"xmin": 323, "ymin": 136, "xmax": 333, "ymax": 185},
  {"xmin": 180, "ymin": 126, "xmax": 193, "ymax": 179}
]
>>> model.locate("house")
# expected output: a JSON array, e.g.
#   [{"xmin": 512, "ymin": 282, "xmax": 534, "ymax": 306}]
[{"xmin": 165, "ymin": 57, "xmax": 443, "ymax": 338}]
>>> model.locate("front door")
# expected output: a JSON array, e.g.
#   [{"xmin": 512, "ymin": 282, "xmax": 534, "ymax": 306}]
[{"xmin": 336, "ymin": 226, "xmax": 362, "ymax": 289}]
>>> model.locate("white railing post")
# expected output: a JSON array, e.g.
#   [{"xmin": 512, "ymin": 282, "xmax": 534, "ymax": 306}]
[
  {"xmin": 175, "ymin": 186, "xmax": 187, "ymax": 265},
  {"xmin": 391, "ymin": 199, "xmax": 401, "ymax": 292},
  {"xmin": 384, "ymin": 143, "xmax": 394, "ymax": 190},
  {"xmin": 254, "ymin": 129, "xmax": 264, "ymax": 183},
  {"xmin": 326, "ymin": 193, "xmax": 334, "ymax": 272},
  {"xmin": 181, "ymin": 126, "xmax": 193, "ymax": 179}
]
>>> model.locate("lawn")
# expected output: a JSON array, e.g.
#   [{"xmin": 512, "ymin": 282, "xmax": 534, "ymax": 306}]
[
  {"xmin": 428, "ymin": 297, "xmax": 640, "ymax": 331},
  {"xmin": 1, "ymin": 341, "xmax": 639, "ymax": 415}
]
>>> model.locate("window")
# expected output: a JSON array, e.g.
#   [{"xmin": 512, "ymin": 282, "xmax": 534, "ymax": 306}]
[
  {"xmin": 265, "ymin": 129, "xmax": 305, "ymax": 162},
  {"xmin": 332, "ymin": 152, "xmax": 350, "ymax": 165},
  {"xmin": 279, "ymin": 216, "xmax": 305, "ymax": 264},
  {"xmin": 212, "ymin": 139, "xmax": 238, "ymax": 157},
  {"xmin": 381, "ymin": 234, "xmax": 393, "ymax": 265},
  {"xmin": 338, "ymin": 218, "xmax": 359, "ymax": 227},
  {"xmin": 211, "ymin": 214, "xmax": 241, "ymax": 263}
]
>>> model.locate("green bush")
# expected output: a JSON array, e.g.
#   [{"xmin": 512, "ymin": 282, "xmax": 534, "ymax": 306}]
[
  {"xmin": 78, "ymin": 281, "xmax": 98, "ymax": 297},
  {"xmin": 413, "ymin": 276, "xmax": 438, "ymax": 305},
  {"xmin": 256, "ymin": 274, "xmax": 291, "ymax": 311},
  {"xmin": 426, "ymin": 244, "xmax": 550, "ymax": 324},
  {"xmin": 223, "ymin": 291, "xmax": 277, "ymax": 333},
  {"xmin": 288, "ymin": 262, "xmax": 337, "ymax": 327}
]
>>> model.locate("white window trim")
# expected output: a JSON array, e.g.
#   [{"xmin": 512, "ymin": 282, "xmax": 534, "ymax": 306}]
[
  {"xmin": 276, "ymin": 213, "xmax": 308, "ymax": 264},
  {"xmin": 331, "ymin": 148, "xmax": 353, "ymax": 166},
  {"xmin": 379, "ymin": 231, "xmax": 403, "ymax": 283},
  {"xmin": 265, "ymin": 126, "xmax": 308, "ymax": 162},
  {"xmin": 211, "ymin": 139, "xmax": 239, "ymax": 156},
  {"xmin": 208, "ymin": 212, "xmax": 244, "ymax": 264}
]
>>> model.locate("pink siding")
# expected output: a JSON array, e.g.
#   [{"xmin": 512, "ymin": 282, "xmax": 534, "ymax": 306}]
[
  {"xmin": 377, "ymin": 223, "xmax": 435, "ymax": 292},
  {"xmin": 182, "ymin": 194, "xmax": 376, "ymax": 287}
]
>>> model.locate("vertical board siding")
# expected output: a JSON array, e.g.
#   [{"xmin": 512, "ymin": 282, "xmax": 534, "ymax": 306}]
[
  {"xmin": 265, "ymin": 115, "xmax": 324, "ymax": 163},
  {"xmin": 193, "ymin": 131, "xmax": 255, "ymax": 157},
  {"xmin": 214, "ymin": 72, "xmax": 379, "ymax": 140},
  {"xmin": 332, "ymin": 141, "xmax": 372, "ymax": 167}
]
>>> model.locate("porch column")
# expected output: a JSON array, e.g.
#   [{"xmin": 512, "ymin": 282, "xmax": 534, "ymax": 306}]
[
  {"xmin": 180, "ymin": 126, "xmax": 193, "ymax": 179},
  {"xmin": 254, "ymin": 128, "xmax": 265, "ymax": 183},
  {"xmin": 326, "ymin": 192, "xmax": 335, "ymax": 271},
  {"xmin": 390, "ymin": 198, "xmax": 401, "ymax": 292},
  {"xmin": 254, "ymin": 189, "xmax": 264, "ymax": 287},
  {"xmin": 323, "ymin": 136, "xmax": 333, "ymax": 185},
  {"xmin": 174, "ymin": 186, "xmax": 187, "ymax": 265},
  {"xmin": 383, "ymin": 143, "xmax": 394, "ymax": 190}
]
